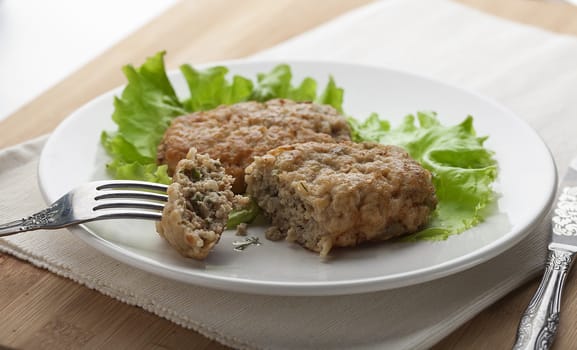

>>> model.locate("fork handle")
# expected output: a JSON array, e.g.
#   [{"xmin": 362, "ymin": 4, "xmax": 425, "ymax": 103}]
[
  {"xmin": 0, "ymin": 216, "xmax": 49, "ymax": 237},
  {"xmin": 0, "ymin": 206, "xmax": 63, "ymax": 237},
  {"xmin": 0, "ymin": 218, "xmax": 33, "ymax": 237},
  {"xmin": 513, "ymin": 248, "xmax": 575, "ymax": 350}
]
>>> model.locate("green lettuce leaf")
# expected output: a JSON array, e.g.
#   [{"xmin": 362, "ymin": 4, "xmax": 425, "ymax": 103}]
[
  {"xmin": 316, "ymin": 76, "xmax": 344, "ymax": 113},
  {"xmin": 250, "ymin": 64, "xmax": 293, "ymax": 101},
  {"xmin": 180, "ymin": 65, "xmax": 254, "ymax": 111},
  {"xmin": 101, "ymin": 51, "xmax": 186, "ymax": 183},
  {"xmin": 250, "ymin": 64, "xmax": 343, "ymax": 112},
  {"xmin": 349, "ymin": 111, "xmax": 498, "ymax": 240},
  {"xmin": 227, "ymin": 199, "xmax": 261, "ymax": 229}
]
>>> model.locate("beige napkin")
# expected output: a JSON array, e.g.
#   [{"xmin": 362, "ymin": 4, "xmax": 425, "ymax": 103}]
[{"xmin": 3, "ymin": 0, "xmax": 577, "ymax": 348}]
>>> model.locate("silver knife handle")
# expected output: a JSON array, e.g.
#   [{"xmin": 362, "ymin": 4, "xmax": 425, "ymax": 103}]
[{"xmin": 513, "ymin": 249, "xmax": 575, "ymax": 350}]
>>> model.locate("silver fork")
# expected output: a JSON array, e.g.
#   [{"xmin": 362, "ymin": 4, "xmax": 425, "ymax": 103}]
[{"xmin": 0, "ymin": 180, "xmax": 168, "ymax": 237}]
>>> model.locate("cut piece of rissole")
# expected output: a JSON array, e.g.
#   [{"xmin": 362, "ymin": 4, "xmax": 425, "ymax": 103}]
[{"xmin": 156, "ymin": 148, "xmax": 237, "ymax": 260}]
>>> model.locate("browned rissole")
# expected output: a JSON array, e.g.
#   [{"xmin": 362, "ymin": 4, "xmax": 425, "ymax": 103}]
[
  {"xmin": 245, "ymin": 141, "xmax": 437, "ymax": 256},
  {"xmin": 157, "ymin": 99, "xmax": 351, "ymax": 193}
]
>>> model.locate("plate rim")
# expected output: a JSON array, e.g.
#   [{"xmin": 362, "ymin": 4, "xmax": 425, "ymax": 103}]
[{"xmin": 38, "ymin": 58, "xmax": 558, "ymax": 296}]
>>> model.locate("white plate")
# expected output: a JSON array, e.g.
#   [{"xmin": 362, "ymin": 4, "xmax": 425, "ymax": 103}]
[{"xmin": 38, "ymin": 60, "xmax": 556, "ymax": 296}]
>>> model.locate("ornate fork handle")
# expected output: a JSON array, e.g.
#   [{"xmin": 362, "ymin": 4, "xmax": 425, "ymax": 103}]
[
  {"xmin": 0, "ymin": 196, "xmax": 72, "ymax": 237},
  {"xmin": 513, "ymin": 249, "xmax": 575, "ymax": 350}
]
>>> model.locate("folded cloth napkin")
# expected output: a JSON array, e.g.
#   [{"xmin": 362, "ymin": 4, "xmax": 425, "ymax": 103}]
[{"xmin": 3, "ymin": 0, "xmax": 577, "ymax": 348}]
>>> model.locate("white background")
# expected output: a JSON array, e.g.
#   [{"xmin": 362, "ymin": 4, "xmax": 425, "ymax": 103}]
[{"xmin": 0, "ymin": 0, "xmax": 176, "ymax": 121}]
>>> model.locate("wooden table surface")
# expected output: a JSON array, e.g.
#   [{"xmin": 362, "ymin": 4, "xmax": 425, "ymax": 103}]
[{"xmin": 2, "ymin": 0, "xmax": 577, "ymax": 348}]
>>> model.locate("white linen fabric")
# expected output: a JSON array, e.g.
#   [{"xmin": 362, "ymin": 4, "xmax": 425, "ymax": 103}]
[{"xmin": 3, "ymin": 0, "xmax": 577, "ymax": 348}]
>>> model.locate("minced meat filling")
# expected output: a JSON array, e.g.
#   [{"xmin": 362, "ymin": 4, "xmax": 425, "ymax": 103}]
[{"xmin": 156, "ymin": 148, "xmax": 238, "ymax": 260}]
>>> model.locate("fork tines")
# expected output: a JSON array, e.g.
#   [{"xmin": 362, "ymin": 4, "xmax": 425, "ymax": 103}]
[
  {"xmin": 95, "ymin": 180, "xmax": 169, "ymax": 192},
  {"xmin": 91, "ymin": 180, "xmax": 169, "ymax": 220}
]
